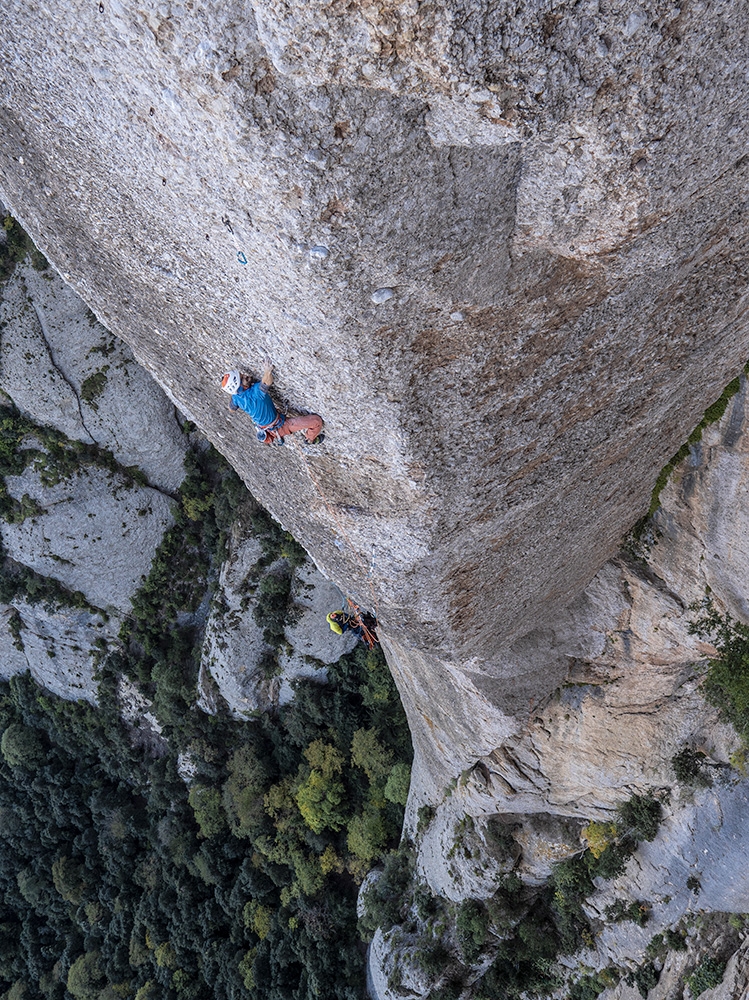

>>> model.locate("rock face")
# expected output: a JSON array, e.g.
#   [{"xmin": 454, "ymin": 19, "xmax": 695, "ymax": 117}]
[
  {"xmin": 2, "ymin": 461, "xmax": 174, "ymax": 614},
  {"xmin": 198, "ymin": 501, "xmax": 358, "ymax": 717},
  {"xmin": 408, "ymin": 383, "xmax": 749, "ymax": 892},
  {"xmin": 1, "ymin": 1, "xmax": 749, "ymax": 705},
  {"xmin": 362, "ymin": 379, "xmax": 749, "ymax": 996},
  {"xmin": 0, "ymin": 600, "xmax": 113, "ymax": 705},
  {"xmin": 0, "ymin": 268, "xmax": 183, "ymax": 701},
  {"xmin": 0, "ymin": 259, "xmax": 188, "ymax": 493},
  {"xmin": 0, "ymin": 251, "xmax": 359, "ymax": 720}
]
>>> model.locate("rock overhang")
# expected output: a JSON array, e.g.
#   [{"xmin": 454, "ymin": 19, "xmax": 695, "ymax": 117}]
[{"xmin": 1, "ymin": 0, "xmax": 748, "ymax": 677}]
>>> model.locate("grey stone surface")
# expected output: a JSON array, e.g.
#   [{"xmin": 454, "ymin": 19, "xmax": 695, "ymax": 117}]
[
  {"xmin": 278, "ymin": 560, "xmax": 357, "ymax": 704},
  {"xmin": 368, "ymin": 927, "xmax": 431, "ymax": 1000},
  {"xmin": 2, "ymin": 0, "xmax": 749, "ymax": 704},
  {"xmin": 583, "ymin": 781, "xmax": 749, "ymax": 969},
  {"xmin": 198, "ymin": 507, "xmax": 357, "ymax": 717},
  {"xmin": 649, "ymin": 384, "xmax": 749, "ymax": 624},
  {"xmin": 400, "ymin": 382, "xmax": 749, "ymax": 930},
  {"xmin": 0, "ymin": 260, "xmax": 188, "ymax": 492},
  {"xmin": 0, "ymin": 599, "xmax": 114, "ymax": 704},
  {"xmin": 118, "ymin": 676, "xmax": 169, "ymax": 755},
  {"xmin": 1, "ymin": 461, "xmax": 174, "ymax": 613},
  {"xmin": 198, "ymin": 533, "xmax": 273, "ymax": 717}
]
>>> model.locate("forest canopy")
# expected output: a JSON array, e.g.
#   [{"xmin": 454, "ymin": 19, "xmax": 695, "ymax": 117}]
[{"xmin": 0, "ymin": 443, "xmax": 413, "ymax": 1000}]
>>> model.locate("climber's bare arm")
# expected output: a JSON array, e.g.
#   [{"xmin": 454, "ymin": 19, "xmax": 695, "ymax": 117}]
[{"xmin": 261, "ymin": 360, "xmax": 273, "ymax": 387}]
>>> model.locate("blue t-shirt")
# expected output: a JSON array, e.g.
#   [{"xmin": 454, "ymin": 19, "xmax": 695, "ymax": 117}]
[{"xmin": 231, "ymin": 382, "xmax": 278, "ymax": 426}]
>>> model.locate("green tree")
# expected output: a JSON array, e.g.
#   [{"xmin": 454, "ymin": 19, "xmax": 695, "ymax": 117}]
[
  {"xmin": 295, "ymin": 769, "xmax": 346, "ymax": 835},
  {"xmin": 188, "ymin": 784, "xmax": 226, "ymax": 838},
  {"xmin": 3, "ymin": 983, "xmax": 28, "ymax": 1000},
  {"xmin": 16, "ymin": 866, "xmax": 49, "ymax": 908},
  {"xmin": 347, "ymin": 804, "xmax": 387, "ymax": 863},
  {"xmin": 688, "ymin": 957, "xmax": 726, "ymax": 997},
  {"xmin": 0, "ymin": 722, "xmax": 44, "ymax": 768},
  {"xmin": 222, "ymin": 745, "xmax": 267, "ymax": 839},
  {"xmin": 154, "ymin": 941, "xmax": 177, "ymax": 969},
  {"xmin": 384, "ymin": 762, "xmax": 411, "ymax": 806},
  {"xmin": 243, "ymin": 902, "xmax": 273, "ymax": 940},
  {"xmin": 351, "ymin": 728, "xmax": 392, "ymax": 785},
  {"xmin": 66, "ymin": 952, "xmax": 105, "ymax": 1000},
  {"xmin": 618, "ymin": 794, "xmax": 661, "ymax": 842},
  {"xmin": 52, "ymin": 855, "xmax": 89, "ymax": 904},
  {"xmin": 294, "ymin": 741, "xmax": 347, "ymax": 835},
  {"xmin": 456, "ymin": 899, "xmax": 490, "ymax": 962}
]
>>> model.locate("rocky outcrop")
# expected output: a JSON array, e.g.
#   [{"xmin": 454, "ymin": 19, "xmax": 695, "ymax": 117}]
[
  {"xmin": 0, "ymin": 249, "xmax": 187, "ymax": 702},
  {"xmin": 0, "ymin": 242, "xmax": 362, "ymax": 722},
  {"xmin": 0, "ymin": 258, "xmax": 188, "ymax": 492},
  {"xmin": 2, "ymin": 460, "xmax": 175, "ymax": 614},
  {"xmin": 198, "ymin": 502, "xmax": 359, "ymax": 716},
  {"xmin": 406, "ymin": 382, "xmax": 749, "ymax": 891},
  {"xmin": 362, "ymin": 379, "xmax": 749, "ymax": 994},
  {"xmin": 1, "ymin": 0, "xmax": 749, "ymax": 695},
  {"xmin": 0, "ymin": 599, "xmax": 113, "ymax": 705}
]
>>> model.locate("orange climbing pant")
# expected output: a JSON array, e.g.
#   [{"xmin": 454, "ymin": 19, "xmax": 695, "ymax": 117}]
[{"xmin": 265, "ymin": 413, "xmax": 323, "ymax": 444}]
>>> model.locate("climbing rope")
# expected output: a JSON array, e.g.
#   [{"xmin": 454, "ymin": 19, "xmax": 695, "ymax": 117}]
[{"xmin": 344, "ymin": 597, "xmax": 379, "ymax": 649}]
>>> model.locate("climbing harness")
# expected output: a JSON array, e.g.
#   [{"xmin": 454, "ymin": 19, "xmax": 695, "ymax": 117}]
[
  {"xmin": 255, "ymin": 412, "xmax": 286, "ymax": 444},
  {"xmin": 344, "ymin": 598, "xmax": 379, "ymax": 649},
  {"xmin": 327, "ymin": 602, "xmax": 378, "ymax": 649}
]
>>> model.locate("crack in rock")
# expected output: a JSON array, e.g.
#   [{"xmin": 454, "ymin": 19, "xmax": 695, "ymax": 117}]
[{"xmin": 29, "ymin": 295, "xmax": 97, "ymax": 445}]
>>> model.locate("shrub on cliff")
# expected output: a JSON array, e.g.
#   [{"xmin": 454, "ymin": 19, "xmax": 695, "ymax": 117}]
[
  {"xmin": 687, "ymin": 957, "xmax": 727, "ymax": 996},
  {"xmin": 0, "ymin": 214, "xmax": 48, "ymax": 281},
  {"xmin": 672, "ymin": 745, "xmax": 712, "ymax": 787},
  {"xmin": 456, "ymin": 899, "xmax": 490, "ymax": 962},
  {"xmin": 358, "ymin": 841, "xmax": 415, "ymax": 941},
  {"xmin": 690, "ymin": 601, "xmax": 749, "ymax": 743},
  {"xmin": 617, "ymin": 793, "xmax": 661, "ymax": 842}
]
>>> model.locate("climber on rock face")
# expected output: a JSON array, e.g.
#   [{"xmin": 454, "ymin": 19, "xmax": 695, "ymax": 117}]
[
  {"xmin": 326, "ymin": 605, "xmax": 378, "ymax": 648},
  {"xmin": 221, "ymin": 361, "xmax": 324, "ymax": 446}
]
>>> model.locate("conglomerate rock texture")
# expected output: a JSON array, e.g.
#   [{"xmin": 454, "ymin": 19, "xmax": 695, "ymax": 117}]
[{"xmin": 2, "ymin": 2, "xmax": 749, "ymax": 777}]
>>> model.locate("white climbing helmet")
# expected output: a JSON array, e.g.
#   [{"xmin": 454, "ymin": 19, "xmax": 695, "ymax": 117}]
[{"xmin": 221, "ymin": 370, "xmax": 241, "ymax": 395}]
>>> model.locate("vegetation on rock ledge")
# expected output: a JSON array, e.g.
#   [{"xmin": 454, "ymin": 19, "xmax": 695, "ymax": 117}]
[{"xmin": 359, "ymin": 793, "xmax": 663, "ymax": 1000}]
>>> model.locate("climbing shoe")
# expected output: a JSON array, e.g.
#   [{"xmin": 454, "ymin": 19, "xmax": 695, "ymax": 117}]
[{"xmin": 311, "ymin": 432, "xmax": 325, "ymax": 445}]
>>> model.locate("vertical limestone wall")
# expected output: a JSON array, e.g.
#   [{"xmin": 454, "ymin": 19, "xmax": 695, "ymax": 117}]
[{"xmin": 1, "ymin": 1, "xmax": 749, "ymax": 729}]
